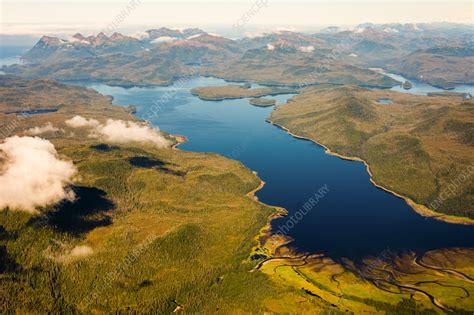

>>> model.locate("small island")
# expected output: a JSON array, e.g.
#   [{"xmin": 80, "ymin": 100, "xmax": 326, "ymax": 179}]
[
  {"xmin": 402, "ymin": 81, "xmax": 413, "ymax": 89},
  {"xmin": 427, "ymin": 91, "xmax": 472, "ymax": 100},
  {"xmin": 125, "ymin": 105, "xmax": 137, "ymax": 114},
  {"xmin": 249, "ymin": 98, "xmax": 276, "ymax": 107},
  {"xmin": 191, "ymin": 84, "xmax": 297, "ymax": 101},
  {"xmin": 376, "ymin": 98, "xmax": 393, "ymax": 105}
]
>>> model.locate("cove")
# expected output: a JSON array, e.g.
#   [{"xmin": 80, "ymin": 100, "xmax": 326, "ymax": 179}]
[
  {"xmin": 70, "ymin": 77, "xmax": 474, "ymax": 259},
  {"xmin": 378, "ymin": 70, "xmax": 474, "ymax": 95}
]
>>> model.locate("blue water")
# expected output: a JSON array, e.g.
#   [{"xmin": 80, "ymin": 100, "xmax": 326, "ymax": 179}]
[
  {"xmin": 15, "ymin": 109, "xmax": 58, "ymax": 116},
  {"xmin": 0, "ymin": 46, "xmax": 27, "ymax": 67},
  {"xmin": 377, "ymin": 98, "xmax": 394, "ymax": 105},
  {"xmin": 75, "ymin": 76, "xmax": 474, "ymax": 259},
  {"xmin": 380, "ymin": 71, "xmax": 474, "ymax": 95}
]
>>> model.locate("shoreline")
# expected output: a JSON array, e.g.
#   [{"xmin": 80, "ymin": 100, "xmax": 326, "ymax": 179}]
[
  {"xmin": 201, "ymin": 73, "xmax": 399, "ymax": 89},
  {"xmin": 169, "ymin": 90, "xmax": 474, "ymax": 267},
  {"xmin": 246, "ymin": 172, "xmax": 290, "ymax": 255},
  {"xmin": 370, "ymin": 68, "xmax": 474, "ymax": 91},
  {"xmin": 138, "ymin": 82, "xmax": 471, "ymax": 264},
  {"xmin": 171, "ymin": 134, "xmax": 188, "ymax": 149},
  {"xmin": 249, "ymin": 98, "xmax": 276, "ymax": 107},
  {"xmin": 246, "ymin": 173, "xmax": 288, "ymax": 218},
  {"xmin": 191, "ymin": 89, "xmax": 298, "ymax": 102},
  {"xmin": 169, "ymin": 132, "xmax": 289, "ymax": 256},
  {"xmin": 267, "ymin": 119, "xmax": 474, "ymax": 226}
]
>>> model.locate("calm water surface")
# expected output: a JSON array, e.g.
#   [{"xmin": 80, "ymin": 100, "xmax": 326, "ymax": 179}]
[
  {"xmin": 0, "ymin": 47, "xmax": 27, "ymax": 68},
  {"xmin": 381, "ymin": 71, "xmax": 474, "ymax": 95},
  {"xmin": 76, "ymin": 77, "xmax": 474, "ymax": 259}
]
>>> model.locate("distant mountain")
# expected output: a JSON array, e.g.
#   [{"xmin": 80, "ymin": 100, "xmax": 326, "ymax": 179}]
[
  {"xmin": 22, "ymin": 36, "xmax": 67, "ymax": 60},
  {"xmin": 425, "ymin": 46, "xmax": 474, "ymax": 57},
  {"xmin": 6, "ymin": 29, "xmax": 242, "ymax": 87},
  {"xmin": 146, "ymin": 34, "xmax": 241, "ymax": 67},
  {"xmin": 20, "ymin": 29, "xmax": 216, "ymax": 62},
  {"xmin": 23, "ymin": 32, "xmax": 146, "ymax": 62},
  {"xmin": 146, "ymin": 27, "xmax": 183, "ymax": 39},
  {"xmin": 352, "ymin": 40, "xmax": 397, "ymax": 53},
  {"xmin": 4, "ymin": 23, "xmax": 473, "ymax": 88},
  {"xmin": 389, "ymin": 45, "xmax": 474, "ymax": 88},
  {"xmin": 145, "ymin": 27, "xmax": 208, "ymax": 44},
  {"xmin": 205, "ymin": 45, "xmax": 398, "ymax": 87},
  {"xmin": 181, "ymin": 33, "xmax": 242, "ymax": 54},
  {"xmin": 320, "ymin": 26, "xmax": 341, "ymax": 33},
  {"xmin": 238, "ymin": 31, "xmax": 326, "ymax": 50}
]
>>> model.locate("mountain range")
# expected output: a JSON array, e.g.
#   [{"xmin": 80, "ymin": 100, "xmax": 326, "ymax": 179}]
[{"xmin": 3, "ymin": 23, "xmax": 473, "ymax": 88}]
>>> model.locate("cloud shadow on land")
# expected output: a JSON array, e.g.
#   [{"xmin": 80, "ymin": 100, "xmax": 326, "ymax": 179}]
[
  {"xmin": 0, "ymin": 244, "xmax": 20, "ymax": 273},
  {"xmin": 30, "ymin": 186, "xmax": 115, "ymax": 236},
  {"xmin": 90, "ymin": 144, "xmax": 120, "ymax": 152},
  {"xmin": 0, "ymin": 225, "xmax": 21, "ymax": 273},
  {"xmin": 128, "ymin": 156, "xmax": 186, "ymax": 177}
]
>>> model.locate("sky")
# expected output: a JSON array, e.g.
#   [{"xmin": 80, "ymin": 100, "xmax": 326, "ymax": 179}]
[{"xmin": 1, "ymin": 0, "xmax": 473, "ymax": 37}]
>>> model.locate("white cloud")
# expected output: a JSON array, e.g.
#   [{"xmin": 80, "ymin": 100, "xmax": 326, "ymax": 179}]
[
  {"xmin": 266, "ymin": 44, "xmax": 275, "ymax": 50},
  {"xmin": 129, "ymin": 31, "xmax": 149, "ymax": 40},
  {"xmin": 65, "ymin": 115, "xmax": 100, "ymax": 128},
  {"xmin": 60, "ymin": 245, "xmax": 93, "ymax": 263},
  {"xmin": 187, "ymin": 34, "xmax": 202, "ymax": 40},
  {"xmin": 298, "ymin": 46, "xmax": 314, "ymax": 53},
  {"xmin": 383, "ymin": 27, "xmax": 399, "ymax": 33},
  {"xmin": 151, "ymin": 36, "xmax": 178, "ymax": 44},
  {"xmin": 26, "ymin": 122, "xmax": 61, "ymax": 135},
  {"xmin": 70, "ymin": 245, "xmax": 93, "ymax": 256},
  {"xmin": 96, "ymin": 119, "xmax": 171, "ymax": 148},
  {"xmin": 244, "ymin": 30, "xmax": 267, "ymax": 38},
  {"xmin": 276, "ymin": 27, "xmax": 297, "ymax": 33},
  {"xmin": 244, "ymin": 27, "xmax": 297, "ymax": 39},
  {"xmin": 66, "ymin": 116, "xmax": 171, "ymax": 148},
  {"xmin": 349, "ymin": 53, "xmax": 358, "ymax": 57},
  {"xmin": 69, "ymin": 36, "xmax": 91, "ymax": 45},
  {"xmin": 49, "ymin": 245, "xmax": 94, "ymax": 264},
  {"xmin": 0, "ymin": 136, "xmax": 77, "ymax": 213}
]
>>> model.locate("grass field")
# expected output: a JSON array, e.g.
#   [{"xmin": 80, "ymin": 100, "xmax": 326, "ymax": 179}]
[{"xmin": 258, "ymin": 237, "xmax": 474, "ymax": 314}]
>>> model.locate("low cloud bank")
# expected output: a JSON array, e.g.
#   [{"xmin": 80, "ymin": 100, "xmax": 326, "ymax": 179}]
[
  {"xmin": 26, "ymin": 122, "xmax": 61, "ymax": 135},
  {"xmin": 65, "ymin": 116, "xmax": 100, "ymax": 128},
  {"xmin": 151, "ymin": 36, "xmax": 178, "ymax": 44},
  {"xmin": 0, "ymin": 136, "xmax": 77, "ymax": 212},
  {"xmin": 96, "ymin": 119, "xmax": 171, "ymax": 147},
  {"xmin": 130, "ymin": 31, "xmax": 149, "ymax": 40},
  {"xmin": 66, "ymin": 116, "xmax": 171, "ymax": 148},
  {"xmin": 59, "ymin": 245, "xmax": 94, "ymax": 263},
  {"xmin": 299, "ymin": 46, "xmax": 315, "ymax": 53}
]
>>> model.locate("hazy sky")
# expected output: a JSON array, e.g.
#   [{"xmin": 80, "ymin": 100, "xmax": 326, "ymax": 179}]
[{"xmin": 1, "ymin": 0, "xmax": 473, "ymax": 36}]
